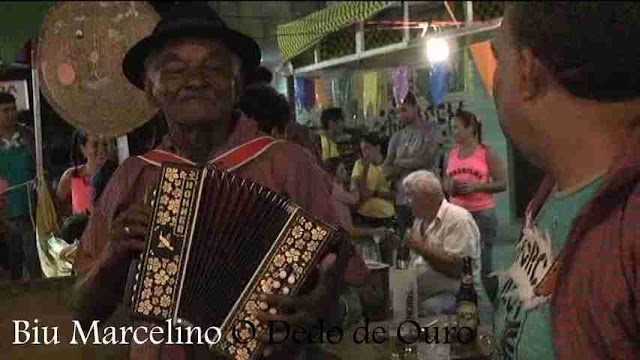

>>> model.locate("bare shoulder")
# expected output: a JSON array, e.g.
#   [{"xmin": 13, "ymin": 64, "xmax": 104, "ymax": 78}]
[
  {"xmin": 60, "ymin": 166, "xmax": 76, "ymax": 180},
  {"xmin": 484, "ymin": 145, "xmax": 504, "ymax": 164}
]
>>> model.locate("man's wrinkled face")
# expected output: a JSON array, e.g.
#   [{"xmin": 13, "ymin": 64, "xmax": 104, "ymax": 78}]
[
  {"xmin": 0, "ymin": 102, "xmax": 18, "ymax": 129},
  {"xmin": 146, "ymin": 38, "xmax": 240, "ymax": 127}
]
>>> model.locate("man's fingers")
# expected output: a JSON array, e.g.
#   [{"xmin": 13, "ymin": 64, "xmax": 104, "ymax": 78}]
[
  {"xmin": 258, "ymin": 310, "xmax": 312, "ymax": 328},
  {"xmin": 259, "ymin": 293, "xmax": 299, "ymax": 312},
  {"xmin": 126, "ymin": 210, "xmax": 151, "ymax": 227},
  {"xmin": 122, "ymin": 224, "xmax": 148, "ymax": 238},
  {"xmin": 318, "ymin": 253, "xmax": 337, "ymax": 276},
  {"xmin": 121, "ymin": 239, "xmax": 145, "ymax": 253}
]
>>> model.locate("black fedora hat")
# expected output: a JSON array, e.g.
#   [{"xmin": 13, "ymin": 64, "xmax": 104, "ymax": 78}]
[{"xmin": 123, "ymin": 2, "xmax": 261, "ymax": 89}]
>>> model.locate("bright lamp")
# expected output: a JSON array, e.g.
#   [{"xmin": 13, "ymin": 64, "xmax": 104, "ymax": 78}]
[{"xmin": 426, "ymin": 37, "xmax": 450, "ymax": 63}]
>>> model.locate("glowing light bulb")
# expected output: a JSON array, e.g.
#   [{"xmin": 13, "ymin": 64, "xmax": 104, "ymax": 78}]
[{"xmin": 426, "ymin": 37, "xmax": 450, "ymax": 63}]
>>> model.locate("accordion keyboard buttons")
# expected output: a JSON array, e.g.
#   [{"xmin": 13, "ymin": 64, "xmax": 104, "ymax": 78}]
[
  {"xmin": 282, "ymin": 287, "xmax": 290, "ymax": 295},
  {"xmin": 268, "ymin": 308, "xmax": 277, "ymax": 315},
  {"xmin": 287, "ymin": 275, "xmax": 296, "ymax": 285}
]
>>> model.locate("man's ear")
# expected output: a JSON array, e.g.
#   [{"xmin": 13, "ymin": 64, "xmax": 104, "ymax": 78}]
[{"xmin": 518, "ymin": 48, "xmax": 549, "ymax": 101}]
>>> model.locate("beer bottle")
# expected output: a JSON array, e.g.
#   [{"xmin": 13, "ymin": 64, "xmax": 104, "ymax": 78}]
[
  {"xmin": 452, "ymin": 256, "xmax": 482, "ymax": 359},
  {"xmin": 396, "ymin": 241, "xmax": 409, "ymax": 270},
  {"xmin": 396, "ymin": 229, "xmax": 412, "ymax": 269},
  {"xmin": 456, "ymin": 256, "xmax": 478, "ymax": 326}
]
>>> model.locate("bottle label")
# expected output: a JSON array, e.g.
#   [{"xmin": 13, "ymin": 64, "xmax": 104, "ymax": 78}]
[{"xmin": 456, "ymin": 300, "xmax": 479, "ymax": 330}]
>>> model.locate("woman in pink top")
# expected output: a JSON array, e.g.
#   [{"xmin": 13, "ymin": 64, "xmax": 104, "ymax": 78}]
[
  {"xmin": 444, "ymin": 110, "xmax": 506, "ymax": 301},
  {"xmin": 56, "ymin": 131, "xmax": 110, "ymax": 215}
]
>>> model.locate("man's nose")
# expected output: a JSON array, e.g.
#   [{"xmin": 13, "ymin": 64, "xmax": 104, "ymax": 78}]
[{"xmin": 183, "ymin": 67, "xmax": 208, "ymax": 88}]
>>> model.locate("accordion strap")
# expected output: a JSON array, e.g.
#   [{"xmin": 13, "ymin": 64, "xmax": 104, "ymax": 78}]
[{"xmin": 137, "ymin": 136, "xmax": 282, "ymax": 171}]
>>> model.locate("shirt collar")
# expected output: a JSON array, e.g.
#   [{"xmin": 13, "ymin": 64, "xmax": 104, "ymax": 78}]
[
  {"xmin": 435, "ymin": 198, "xmax": 448, "ymax": 221},
  {"xmin": 418, "ymin": 198, "xmax": 448, "ymax": 234}
]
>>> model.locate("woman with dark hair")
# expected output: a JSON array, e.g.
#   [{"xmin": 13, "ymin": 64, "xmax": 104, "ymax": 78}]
[
  {"xmin": 56, "ymin": 131, "xmax": 110, "ymax": 215},
  {"xmin": 444, "ymin": 110, "xmax": 506, "ymax": 301}
]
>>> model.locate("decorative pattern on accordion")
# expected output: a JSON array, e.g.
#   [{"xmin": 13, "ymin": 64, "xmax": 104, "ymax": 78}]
[
  {"xmin": 130, "ymin": 165, "xmax": 205, "ymax": 320},
  {"xmin": 128, "ymin": 163, "xmax": 337, "ymax": 360},
  {"xmin": 215, "ymin": 214, "xmax": 332, "ymax": 360}
]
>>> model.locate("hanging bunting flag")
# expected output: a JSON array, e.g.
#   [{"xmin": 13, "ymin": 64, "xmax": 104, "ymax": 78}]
[
  {"xmin": 470, "ymin": 40, "xmax": 497, "ymax": 96},
  {"xmin": 415, "ymin": 68, "xmax": 428, "ymax": 101},
  {"xmin": 294, "ymin": 77, "xmax": 317, "ymax": 111},
  {"xmin": 463, "ymin": 46, "xmax": 474, "ymax": 96},
  {"xmin": 342, "ymin": 76, "xmax": 352, "ymax": 110},
  {"xmin": 363, "ymin": 71, "xmax": 378, "ymax": 119},
  {"xmin": 377, "ymin": 71, "xmax": 389, "ymax": 115},
  {"xmin": 331, "ymin": 76, "xmax": 351, "ymax": 109},
  {"xmin": 322, "ymin": 76, "xmax": 333, "ymax": 107},
  {"xmin": 294, "ymin": 77, "xmax": 306, "ymax": 110},
  {"xmin": 305, "ymin": 78, "xmax": 316, "ymax": 110},
  {"xmin": 314, "ymin": 77, "xmax": 327, "ymax": 108},
  {"xmin": 429, "ymin": 62, "xmax": 449, "ymax": 106},
  {"xmin": 392, "ymin": 65, "xmax": 409, "ymax": 106},
  {"xmin": 352, "ymin": 72, "xmax": 364, "ymax": 114},
  {"xmin": 331, "ymin": 78, "xmax": 341, "ymax": 107}
]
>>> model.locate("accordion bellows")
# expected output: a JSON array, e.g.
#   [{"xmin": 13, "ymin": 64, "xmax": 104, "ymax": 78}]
[{"xmin": 127, "ymin": 163, "xmax": 340, "ymax": 359}]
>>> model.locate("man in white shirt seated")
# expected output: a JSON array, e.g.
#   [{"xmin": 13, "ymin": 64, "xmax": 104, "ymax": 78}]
[{"xmin": 403, "ymin": 170, "xmax": 491, "ymax": 321}]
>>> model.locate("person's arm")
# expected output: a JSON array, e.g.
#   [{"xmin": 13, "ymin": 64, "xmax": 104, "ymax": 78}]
[
  {"xmin": 408, "ymin": 234, "xmax": 463, "ymax": 279},
  {"xmin": 457, "ymin": 147, "xmax": 507, "ymax": 194},
  {"xmin": 441, "ymin": 151, "xmax": 455, "ymax": 196},
  {"xmin": 374, "ymin": 169, "xmax": 395, "ymax": 201},
  {"xmin": 72, "ymin": 160, "xmax": 149, "ymax": 327},
  {"xmin": 351, "ymin": 160, "xmax": 374, "ymax": 202},
  {"xmin": 394, "ymin": 125, "xmax": 444, "ymax": 171},
  {"xmin": 407, "ymin": 217, "xmax": 477, "ymax": 279},
  {"xmin": 333, "ymin": 182, "xmax": 359, "ymax": 206},
  {"xmin": 56, "ymin": 168, "xmax": 74, "ymax": 216},
  {"xmin": 393, "ymin": 137, "xmax": 440, "ymax": 170},
  {"xmin": 349, "ymin": 226, "xmax": 387, "ymax": 239},
  {"xmin": 382, "ymin": 133, "xmax": 401, "ymax": 180},
  {"xmin": 478, "ymin": 147, "xmax": 507, "ymax": 193},
  {"xmin": 265, "ymin": 143, "xmax": 356, "ymax": 332}
]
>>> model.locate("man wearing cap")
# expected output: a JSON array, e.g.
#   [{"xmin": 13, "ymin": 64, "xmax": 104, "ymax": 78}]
[
  {"xmin": 73, "ymin": 3, "xmax": 362, "ymax": 359},
  {"xmin": 492, "ymin": 2, "xmax": 640, "ymax": 359}
]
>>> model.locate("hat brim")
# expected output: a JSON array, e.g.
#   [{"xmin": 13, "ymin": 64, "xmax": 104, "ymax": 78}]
[{"xmin": 123, "ymin": 28, "xmax": 261, "ymax": 89}]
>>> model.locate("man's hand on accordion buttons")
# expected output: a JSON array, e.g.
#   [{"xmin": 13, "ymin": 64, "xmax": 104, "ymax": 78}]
[
  {"xmin": 103, "ymin": 204, "xmax": 151, "ymax": 269},
  {"xmin": 258, "ymin": 253, "xmax": 338, "ymax": 355}
]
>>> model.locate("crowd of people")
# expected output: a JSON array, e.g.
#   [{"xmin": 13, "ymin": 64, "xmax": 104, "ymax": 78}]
[{"xmin": 0, "ymin": 1, "xmax": 638, "ymax": 359}]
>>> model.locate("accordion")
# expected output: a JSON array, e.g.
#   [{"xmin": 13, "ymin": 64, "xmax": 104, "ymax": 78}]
[{"xmin": 126, "ymin": 163, "xmax": 342, "ymax": 359}]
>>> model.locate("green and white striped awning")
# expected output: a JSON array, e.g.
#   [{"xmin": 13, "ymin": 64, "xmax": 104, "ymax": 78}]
[{"xmin": 277, "ymin": 1, "xmax": 395, "ymax": 61}]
